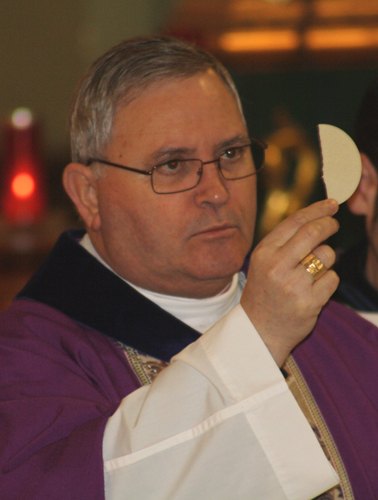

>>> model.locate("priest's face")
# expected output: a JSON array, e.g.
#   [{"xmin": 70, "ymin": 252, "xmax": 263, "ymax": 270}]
[{"xmin": 87, "ymin": 71, "xmax": 257, "ymax": 298}]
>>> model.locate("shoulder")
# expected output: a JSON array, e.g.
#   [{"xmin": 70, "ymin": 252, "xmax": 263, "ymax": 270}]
[
  {"xmin": 318, "ymin": 300, "xmax": 378, "ymax": 340},
  {"xmin": 294, "ymin": 299, "xmax": 378, "ymax": 371},
  {"xmin": 0, "ymin": 298, "xmax": 140, "ymax": 399}
]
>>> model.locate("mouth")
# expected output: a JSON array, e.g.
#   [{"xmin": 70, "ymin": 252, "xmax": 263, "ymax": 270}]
[{"xmin": 192, "ymin": 224, "xmax": 238, "ymax": 239}]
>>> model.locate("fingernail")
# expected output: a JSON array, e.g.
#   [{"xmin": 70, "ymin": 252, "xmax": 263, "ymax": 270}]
[{"xmin": 327, "ymin": 198, "xmax": 339, "ymax": 213}]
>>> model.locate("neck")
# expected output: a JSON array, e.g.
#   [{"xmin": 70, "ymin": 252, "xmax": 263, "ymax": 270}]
[{"xmin": 129, "ymin": 273, "xmax": 243, "ymax": 333}]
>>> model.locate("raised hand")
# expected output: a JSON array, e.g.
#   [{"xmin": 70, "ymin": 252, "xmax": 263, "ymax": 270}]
[{"xmin": 241, "ymin": 199, "xmax": 340, "ymax": 366}]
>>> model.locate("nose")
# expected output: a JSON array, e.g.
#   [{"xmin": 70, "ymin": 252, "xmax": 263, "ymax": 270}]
[{"xmin": 193, "ymin": 160, "xmax": 230, "ymax": 206}]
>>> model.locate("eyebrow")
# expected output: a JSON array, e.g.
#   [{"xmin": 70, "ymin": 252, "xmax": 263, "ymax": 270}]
[
  {"xmin": 214, "ymin": 134, "xmax": 251, "ymax": 151},
  {"xmin": 150, "ymin": 146, "xmax": 196, "ymax": 164}
]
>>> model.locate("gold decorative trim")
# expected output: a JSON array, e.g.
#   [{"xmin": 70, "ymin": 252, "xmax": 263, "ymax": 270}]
[
  {"xmin": 285, "ymin": 356, "xmax": 354, "ymax": 500},
  {"xmin": 119, "ymin": 343, "xmax": 168, "ymax": 386}
]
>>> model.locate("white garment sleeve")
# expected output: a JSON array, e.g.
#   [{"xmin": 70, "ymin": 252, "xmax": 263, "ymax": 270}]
[
  {"xmin": 358, "ymin": 311, "xmax": 378, "ymax": 327},
  {"xmin": 103, "ymin": 304, "xmax": 339, "ymax": 500}
]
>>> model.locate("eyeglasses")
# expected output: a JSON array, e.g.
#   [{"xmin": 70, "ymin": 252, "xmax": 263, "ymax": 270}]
[{"xmin": 86, "ymin": 138, "xmax": 267, "ymax": 195}]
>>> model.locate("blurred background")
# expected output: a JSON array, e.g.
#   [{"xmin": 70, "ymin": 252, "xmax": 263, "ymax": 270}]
[{"xmin": 1, "ymin": 0, "xmax": 377, "ymax": 309}]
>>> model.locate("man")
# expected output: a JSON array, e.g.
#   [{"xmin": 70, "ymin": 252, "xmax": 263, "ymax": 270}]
[
  {"xmin": 0, "ymin": 36, "xmax": 376, "ymax": 499},
  {"xmin": 334, "ymin": 78, "xmax": 378, "ymax": 318}
]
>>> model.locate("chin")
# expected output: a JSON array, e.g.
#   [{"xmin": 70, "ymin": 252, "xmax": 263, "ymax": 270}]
[
  {"xmin": 190, "ymin": 256, "xmax": 244, "ymax": 281},
  {"xmin": 180, "ymin": 239, "xmax": 250, "ymax": 284}
]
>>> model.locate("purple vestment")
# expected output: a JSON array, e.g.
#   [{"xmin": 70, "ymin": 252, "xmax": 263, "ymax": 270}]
[
  {"xmin": 0, "ymin": 231, "xmax": 377, "ymax": 498},
  {"xmin": 0, "ymin": 300, "xmax": 141, "ymax": 498},
  {"xmin": 293, "ymin": 301, "xmax": 378, "ymax": 499}
]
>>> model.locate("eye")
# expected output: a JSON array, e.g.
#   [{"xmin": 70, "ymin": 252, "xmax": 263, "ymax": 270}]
[
  {"xmin": 164, "ymin": 160, "xmax": 180, "ymax": 171},
  {"xmin": 156, "ymin": 159, "xmax": 185, "ymax": 176},
  {"xmin": 220, "ymin": 146, "xmax": 244, "ymax": 161}
]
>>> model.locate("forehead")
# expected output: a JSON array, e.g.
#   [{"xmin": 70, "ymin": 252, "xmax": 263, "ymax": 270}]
[{"xmin": 108, "ymin": 71, "xmax": 247, "ymax": 158}]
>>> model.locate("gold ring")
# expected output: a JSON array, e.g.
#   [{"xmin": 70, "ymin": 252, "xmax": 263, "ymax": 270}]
[{"xmin": 301, "ymin": 253, "xmax": 326, "ymax": 281}]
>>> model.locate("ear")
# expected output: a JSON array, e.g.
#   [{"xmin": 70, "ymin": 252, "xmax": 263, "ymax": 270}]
[
  {"xmin": 62, "ymin": 163, "xmax": 101, "ymax": 230},
  {"xmin": 347, "ymin": 153, "xmax": 378, "ymax": 216}
]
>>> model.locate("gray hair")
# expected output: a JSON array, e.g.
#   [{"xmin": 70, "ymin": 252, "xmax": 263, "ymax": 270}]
[{"xmin": 69, "ymin": 35, "xmax": 243, "ymax": 163}]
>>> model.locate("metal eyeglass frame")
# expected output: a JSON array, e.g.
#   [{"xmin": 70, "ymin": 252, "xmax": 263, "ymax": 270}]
[{"xmin": 85, "ymin": 137, "xmax": 267, "ymax": 194}]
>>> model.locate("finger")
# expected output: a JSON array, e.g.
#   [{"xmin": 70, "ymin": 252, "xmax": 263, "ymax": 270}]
[
  {"xmin": 277, "ymin": 214, "xmax": 339, "ymax": 269},
  {"xmin": 309, "ymin": 244, "xmax": 336, "ymax": 269},
  {"xmin": 312, "ymin": 269, "xmax": 340, "ymax": 304},
  {"xmin": 299, "ymin": 244, "xmax": 337, "ymax": 283},
  {"xmin": 261, "ymin": 199, "xmax": 339, "ymax": 248}
]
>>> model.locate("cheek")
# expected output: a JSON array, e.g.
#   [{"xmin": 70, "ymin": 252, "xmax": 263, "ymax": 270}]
[
  {"xmin": 107, "ymin": 195, "xmax": 183, "ymax": 255},
  {"xmin": 235, "ymin": 182, "xmax": 257, "ymax": 235}
]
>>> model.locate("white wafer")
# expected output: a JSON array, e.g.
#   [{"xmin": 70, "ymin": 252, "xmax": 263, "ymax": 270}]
[{"xmin": 318, "ymin": 123, "xmax": 362, "ymax": 204}]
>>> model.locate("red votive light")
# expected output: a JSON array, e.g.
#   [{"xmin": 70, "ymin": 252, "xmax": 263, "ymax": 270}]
[{"xmin": 1, "ymin": 108, "xmax": 47, "ymax": 225}]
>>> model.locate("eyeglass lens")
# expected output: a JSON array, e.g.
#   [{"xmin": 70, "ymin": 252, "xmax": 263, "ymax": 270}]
[{"xmin": 152, "ymin": 142, "xmax": 265, "ymax": 194}]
